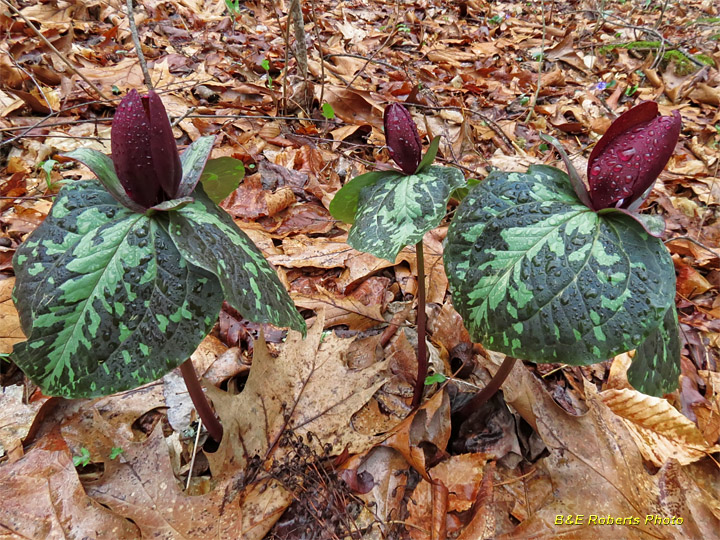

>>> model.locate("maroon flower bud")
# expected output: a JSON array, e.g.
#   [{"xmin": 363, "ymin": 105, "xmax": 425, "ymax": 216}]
[
  {"xmin": 587, "ymin": 102, "xmax": 681, "ymax": 210},
  {"xmin": 111, "ymin": 89, "xmax": 182, "ymax": 208},
  {"xmin": 384, "ymin": 103, "xmax": 422, "ymax": 175}
]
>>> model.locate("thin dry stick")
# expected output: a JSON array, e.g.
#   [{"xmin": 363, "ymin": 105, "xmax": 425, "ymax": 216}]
[
  {"xmin": 126, "ymin": 0, "xmax": 153, "ymax": 89},
  {"xmin": 0, "ymin": 0, "xmax": 110, "ymax": 101},
  {"xmin": 185, "ymin": 418, "xmax": 203, "ymax": 490},
  {"xmin": 345, "ymin": 7, "xmax": 398, "ymax": 90},
  {"xmin": 9, "ymin": 56, "xmax": 54, "ymax": 112},
  {"xmin": 525, "ymin": 0, "xmax": 545, "ymax": 123},
  {"xmin": 308, "ymin": 0, "xmax": 326, "ymax": 107},
  {"xmin": 281, "ymin": 0, "xmax": 292, "ymax": 113}
]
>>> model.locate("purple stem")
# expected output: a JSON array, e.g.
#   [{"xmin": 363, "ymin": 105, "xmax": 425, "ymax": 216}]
[
  {"xmin": 412, "ymin": 240, "xmax": 428, "ymax": 408},
  {"xmin": 456, "ymin": 356, "xmax": 517, "ymax": 418},
  {"xmin": 180, "ymin": 359, "xmax": 224, "ymax": 442}
]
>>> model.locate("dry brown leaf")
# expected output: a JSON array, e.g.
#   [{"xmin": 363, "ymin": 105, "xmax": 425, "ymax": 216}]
[
  {"xmin": 205, "ymin": 310, "xmax": 389, "ymax": 474},
  {"xmin": 0, "ymin": 385, "xmax": 47, "ymax": 460},
  {"xmin": 83, "ymin": 422, "xmax": 291, "ymax": 539},
  {"xmin": 0, "ymin": 277, "xmax": 24, "ymax": 354},
  {"xmin": 291, "ymin": 284, "xmax": 386, "ymax": 330},
  {"xmin": 430, "ymin": 453, "xmax": 489, "ymax": 513},
  {"xmin": 381, "ymin": 390, "xmax": 451, "ymax": 478},
  {"xmin": 500, "ymin": 362, "xmax": 720, "ymax": 538},
  {"xmin": 600, "ymin": 387, "xmax": 720, "ymax": 466},
  {"xmin": 0, "ymin": 430, "xmax": 139, "ymax": 539}
]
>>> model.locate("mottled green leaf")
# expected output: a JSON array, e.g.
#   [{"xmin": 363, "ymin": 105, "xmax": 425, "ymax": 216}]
[
  {"xmin": 12, "ymin": 181, "xmax": 223, "ymax": 397},
  {"xmin": 600, "ymin": 207, "xmax": 666, "ymax": 238},
  {"xmin": 539, "ymin": 133, "xmax": 592, "ymax": 208},
  {"xmin": 329, "ymin": 170, "xmax": 400, "ymax": 224},
  {"xmin": 168, "ymin": 186, "xmax": 306, "ymax": 335},
  {"xmin": 348, "ymin": 165, "xmax": 466, "ymax": 261},
  {"xmin": 628, "ymin": 306, "xmax": 680, "ymax": 396},
  {"xmin": 62, "ymin": 148, "xmax": 145, "ymax": 213},
  {"xmin": 199, "ymin": 156, "xmax": 245, "ymax": 203},
  {"xmin": 148, "ymin": 197, "xmax": 194, "ymax": 213},
  {"xmin": 444, "ymin": 165, "xmax": 676, "ymax": 365},
  {"xmin": 177, "ymin": 136, "xmax": 216, "ymax": 198}
]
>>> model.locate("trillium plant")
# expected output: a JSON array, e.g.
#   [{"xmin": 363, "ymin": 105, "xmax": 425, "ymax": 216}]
[
  {"xmin": 12, "ymin": 89, "xmax": 305, "ymax": 441},
  {"xmin": 330, "ymin": 103, "xmax": 466, "ymax": 407},
  {"xmin": 444, "ymin": 101, "xmax": 682, "ymax": 401}
]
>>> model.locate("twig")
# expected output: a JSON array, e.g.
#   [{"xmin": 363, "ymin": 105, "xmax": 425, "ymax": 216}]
[
  {"xmin": 665, "ymin": 236, "xmax": 720, "ymax": 259},
  {"xmin": 308, "ymin": 0, "xmax": 326, "ymax": 106},
  {"xmin": 179, "ymin": 359, "xmax": 223, "ymax": 442},
  {"xmin": 171, "ymin": 107, "xmax": 196, "ymax": 128},
  {"xmin": 411, "ymin": 240, "xmax": 428, "ymax": 408},
  {"xmin": 185, "ymin": 418, "xmax": 203, "ymax": 490},
  {"xmin": 0, "ymin": 0, "xmax": 110, "ymax": 101},
  {"xmin": 525, "ymin": 0, "xmax": 545, "ymax": 124},
  {"xmin": 126, "ymin": 0, "xmax": 153, "ymax": 89},
  {"xmin": 281, "ymin": 0, "xmax": 292, "ymax": 113},
  {"xmin": 8, "ymin": 56, "xmax": 54, "ymax": 112},
  {"xmin": 654, "ymin": 0, "xmax": 671, "ymax": 29},
  {"xmin": 345, "ymin": 0, "xmax": 399, "ymax": 89},
  {"xmin": 323, "ymin": 53, "xmax": 398, "ymax": 71}
]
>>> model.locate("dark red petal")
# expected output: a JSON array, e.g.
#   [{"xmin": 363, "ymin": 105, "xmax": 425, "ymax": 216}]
[
  {"xmin": 588, "ymin": 101, "xmax": 658, "ymax": 168},
  {"xmin": 586, "ymin": 104, "xmax": 681, "ymax": 210},
  {"xmin": 384, "ymin": 103, "xmax": 422, "ymax": 175},
  {"xmin": 111, "ymin": 89, "xmax": 163, "ymax": 207},
  {"xmin": 146, "ymin": 91, "xmax": 182, "ymax": 198}
]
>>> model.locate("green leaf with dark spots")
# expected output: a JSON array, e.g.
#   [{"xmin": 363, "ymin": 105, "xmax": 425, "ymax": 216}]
[
  {"xmin": 444, "ymin": 165, "xmax": 676, "ymax": 365},
  {"xmin": 199, "ymin": 156, "xmax": 245, "ymax": 203},
  {"xmin": 177, "ymin": 136, "xmax": 216, "ymax": 198},
  {"xmin": 329, "ymin": 170, "xmax": 400, "ymax": 224},
  {"xmin": 168, "ymin": 186, "xmax": 306, "ymax": 335},
  {"xmin": 62, "ymin": 148, "xmax": 145, "ymax": 213},
  {"xmin": 628, "ymin": 306, "xmax": 680, "ymax": 396},
  {"xmin": 348, "ymin": 165, "xmax": 466, "ymax": 261},
  {"xmin": 12, "ymin": 180, "xmax": 223, "ymax": 397}
]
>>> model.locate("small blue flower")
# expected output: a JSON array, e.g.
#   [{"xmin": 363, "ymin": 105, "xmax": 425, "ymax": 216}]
[{"xmin": 595, "ymin": 81, "xmax": 608, "ymax": 91}]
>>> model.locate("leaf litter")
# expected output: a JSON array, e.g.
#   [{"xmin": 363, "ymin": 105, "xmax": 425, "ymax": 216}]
[{"xmin": 1, "ymin": 0, "xmax": 720, "ymax": 537}]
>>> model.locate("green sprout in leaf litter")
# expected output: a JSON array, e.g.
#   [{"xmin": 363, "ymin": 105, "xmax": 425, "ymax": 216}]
[
  {"xmin": 321, "ymin": 102, "xmax": 335, "ymax": 120},
  {"xmin": 11, "ymin": 89, "xmax": 305, "ymax": 443},
  {"xmin": 73, "ymin": 447, "xmax": 91, "ymax": 468},
  {"xmin": 109, "ymin": 447, "xmax": 124, "ymax": 460}
]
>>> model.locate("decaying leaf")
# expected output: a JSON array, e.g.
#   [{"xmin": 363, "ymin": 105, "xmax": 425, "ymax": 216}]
[{"xmin": 205, "ymin": 310, "xmax": 389, "ymax": 474}]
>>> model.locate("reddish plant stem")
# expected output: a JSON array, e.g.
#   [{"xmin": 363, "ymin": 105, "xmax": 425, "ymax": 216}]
[
  {"xmin": 180, "ymin": 359, "xmax": 223, "ymax": 443},
  {"xmin": 412, "ymin": 240, "xmax": 428, "ymax": 409},
  {"xmin": 457, "ymin": 356, "xmax": 517, "ymax": 418}
]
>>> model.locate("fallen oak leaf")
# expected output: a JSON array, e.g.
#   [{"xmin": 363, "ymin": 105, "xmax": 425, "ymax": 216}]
[{"xmin": 205, "ymin": 309, "xmax": 389, "ymax": 475}]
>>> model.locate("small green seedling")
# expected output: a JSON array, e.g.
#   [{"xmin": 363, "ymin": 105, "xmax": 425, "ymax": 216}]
[{"xmin": 73, "ymin": 447, "xmax": 91, "ymax": 467}]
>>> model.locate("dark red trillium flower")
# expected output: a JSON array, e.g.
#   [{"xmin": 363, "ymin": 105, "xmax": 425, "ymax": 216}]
[
  {"xmin": 586, "ymin": 101, "xmax": 681, "ymax": 211},
  {"xmin": 111, "ymin": 89, "xmax": 182, "ymax": 208},
  {"xmin": 384, "ymin": 103, "xmax": 422, "ymax": 175}
]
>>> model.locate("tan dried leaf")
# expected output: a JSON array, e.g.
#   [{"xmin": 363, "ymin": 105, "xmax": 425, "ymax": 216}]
[
  {"xmin": 206, "ymin": 310, "xmax": 389, "ymax": 474},
  {"xmin": 0, "ymin": 277, "xmax": 24, "ymax": 354},
  {"xmin": 600, "ymin": 387, "xmax": 720, "ymax": 466}
]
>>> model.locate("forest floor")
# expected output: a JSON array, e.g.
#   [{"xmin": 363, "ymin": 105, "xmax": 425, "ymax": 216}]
[{"xmin": 0, "ymin": 0, "xmax": 719, "ymax": 538}]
